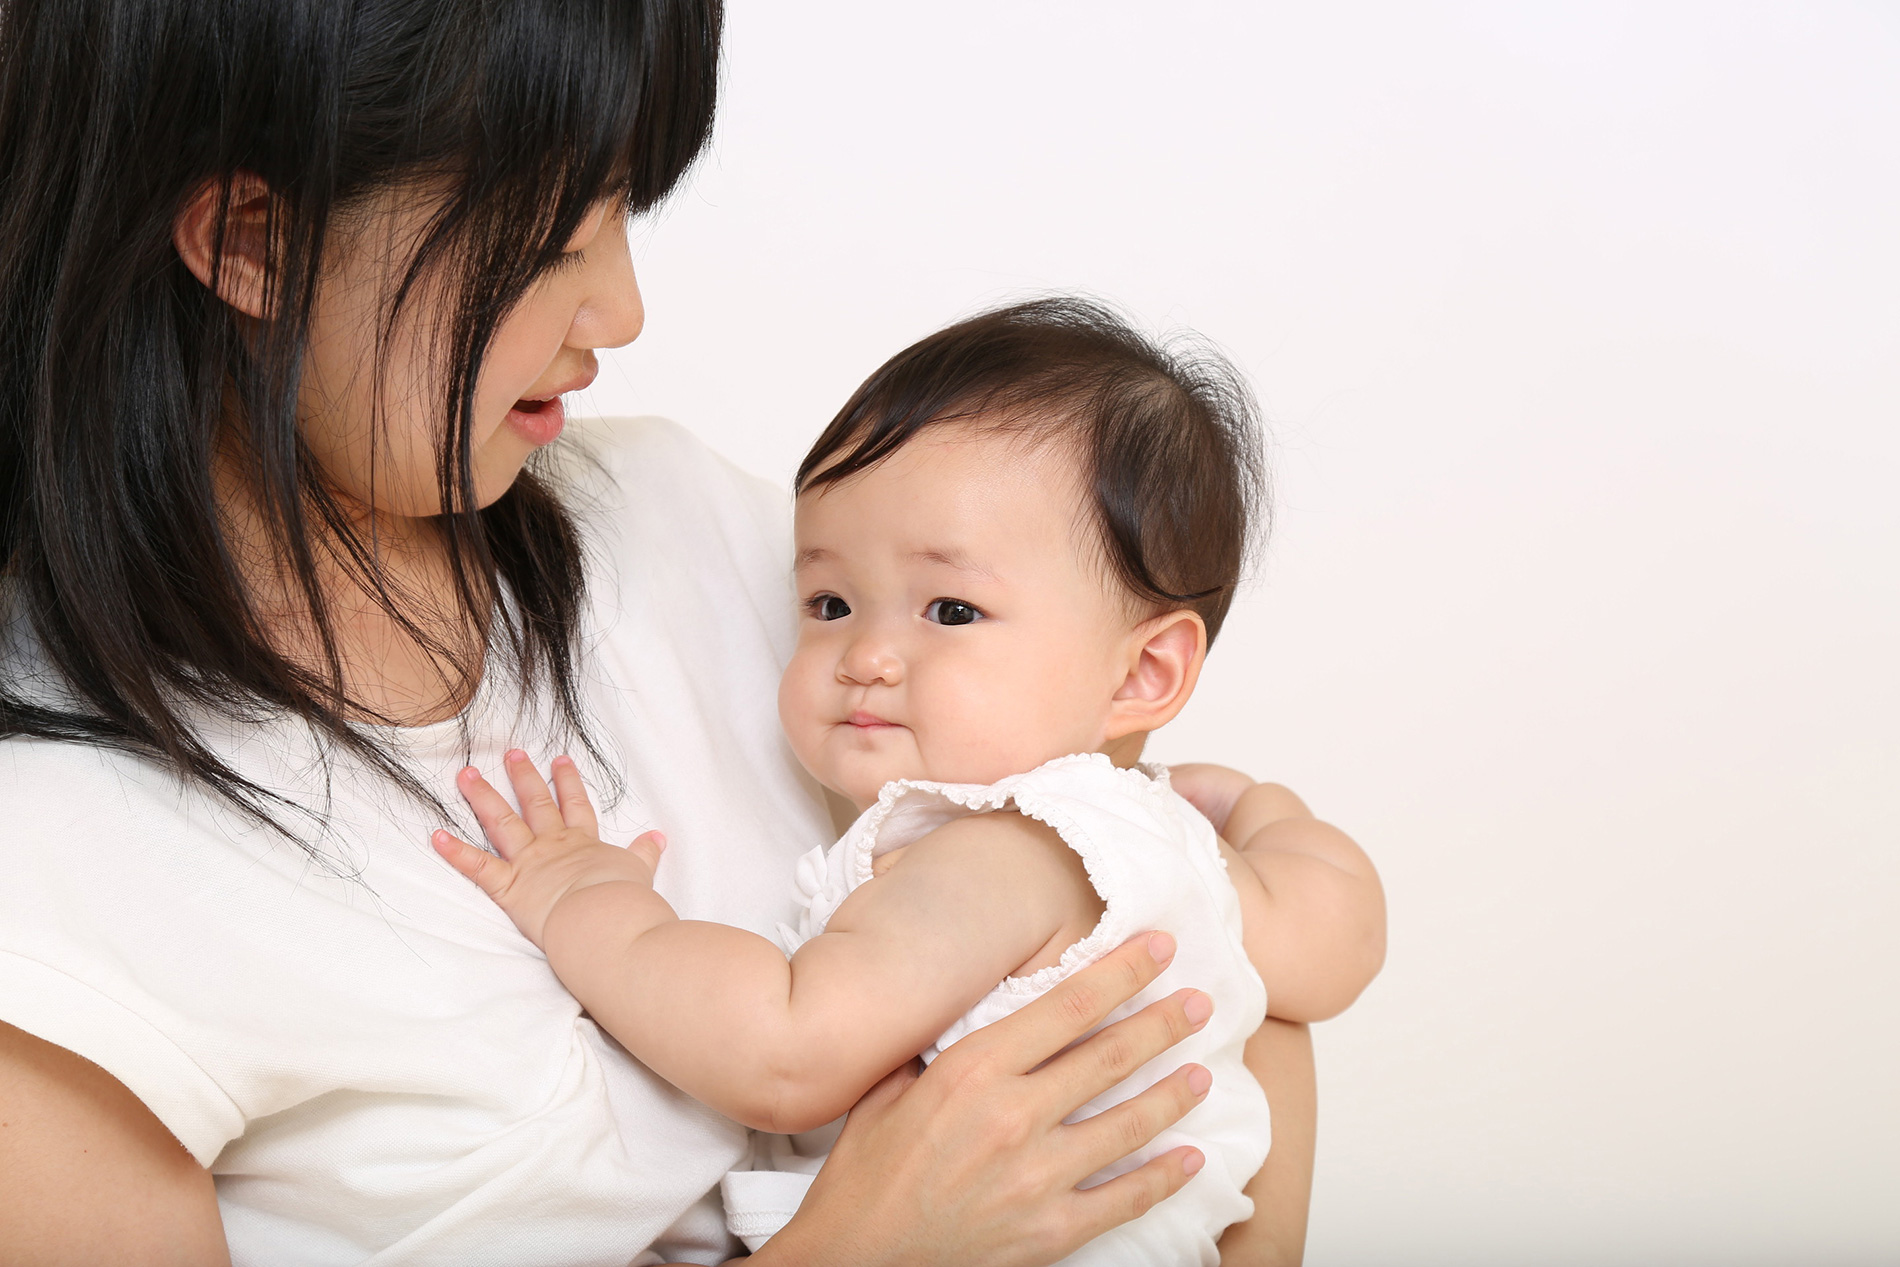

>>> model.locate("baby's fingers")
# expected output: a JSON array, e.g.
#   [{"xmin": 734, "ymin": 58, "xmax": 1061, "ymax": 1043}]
[
  {"xmin": 456, "ymin": 765, "xmax": 534, "ymax": 857},
  {"xmin": 502, "ymin": 749, "xmax": 564, "ymax": 835},
  {"xmin": 548, "ymin": 755, "xmax": 599, "ymax": 835},
  {"xmin": 432, "ymin": 829, "xmax": 515, "ymax": 900},
  {"xmin": 624, "ymin": 829, "xmax": 667, "ymax": 879}
]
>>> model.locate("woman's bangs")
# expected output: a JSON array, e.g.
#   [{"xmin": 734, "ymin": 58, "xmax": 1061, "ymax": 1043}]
[{"xmin": 472, "ymin": 0, "xmax": 720, "ymax": 256}]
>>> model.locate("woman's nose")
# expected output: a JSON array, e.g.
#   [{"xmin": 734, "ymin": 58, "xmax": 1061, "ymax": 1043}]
[
  {"xmin": 570, "ymin": 213, "xmax": 645, "ymax": 350},
  {"xmin": 838, "ymin": 632, "xmax": 902, "ymax": 687}
]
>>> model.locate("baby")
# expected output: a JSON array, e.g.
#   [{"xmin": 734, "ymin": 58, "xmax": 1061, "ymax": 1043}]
[{"xmin": 434, "ymin": 297, "xmax": 1381, "ymax": 1264}]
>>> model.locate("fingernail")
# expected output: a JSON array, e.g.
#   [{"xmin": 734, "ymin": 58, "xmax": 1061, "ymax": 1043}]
[
  {"xmin": 552, "ymin": 754, "xmax": 573, "ymax": 767},
  {"xmin": 458, "ymin": 766, "xmax": 478, "ymax": 780},
  {"xmin": 1183, "ymin": 990, "xmax": 1213, "ymax": 1028},
  {"xmin": 1147, "ymin": 932, "xmax": 1177, "ymax": 964},
  {"xmin": 505, "ymin": 749, "xmax": 526, "ymax": 763},
  {"xmin": 1182, "ymin": 1149, "xmax": 1205, "ymax": 1177},
  {"xmin": 648, "ymin": 831, "xmax": 667, "ymax": 851},
  {"xmin": 1187, "ymin": 1065, "xmax": 1212, "ymax": 1097}
]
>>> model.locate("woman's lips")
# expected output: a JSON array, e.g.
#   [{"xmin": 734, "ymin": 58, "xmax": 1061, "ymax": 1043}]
[{"xmin": 505, "ymin": 395, "xmax": 566, "ymax": 446}]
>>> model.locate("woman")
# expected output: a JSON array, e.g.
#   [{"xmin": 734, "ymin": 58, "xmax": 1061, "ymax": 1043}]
[{"xmin": 0, "ymin": 0, "xmax": 1363, "ymax": 1261}]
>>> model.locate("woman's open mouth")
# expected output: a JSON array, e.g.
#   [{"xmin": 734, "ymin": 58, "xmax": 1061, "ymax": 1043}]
[{"xmin": 505, "ymin": 395, "xmax": 566, "ymax": 446}]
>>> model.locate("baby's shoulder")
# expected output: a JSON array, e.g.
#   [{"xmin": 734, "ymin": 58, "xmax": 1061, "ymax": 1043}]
[
  {"xmin": 878, "ymin": 811, "xmax": 1105, "ymax": 978},
  {"xmin": 883, "ymin": 809, "xmax": 1081, "ymax": 883}
]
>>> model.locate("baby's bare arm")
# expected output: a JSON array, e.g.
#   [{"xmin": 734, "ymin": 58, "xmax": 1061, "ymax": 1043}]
[
  {"xmin": 551, "ymin": 816, "xmax": 1094, "ymax": 1132},
  {"xmin": 553, "ymin": 813, "xmax": 1091, "ymax": 1133},
  {"xmin": 437, "ymin": 760, "xmax": 1096, "ymax": 1135},
  {"xmin": 1217, "ymin": 782, "xmax": 1385, "ymax": 1022}
]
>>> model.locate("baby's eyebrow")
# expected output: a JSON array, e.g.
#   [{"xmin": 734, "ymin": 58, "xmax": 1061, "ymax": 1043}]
[
  {"xmin": 793, "ymin": 547, "xmax": 833, "ymax": 570},
  {"xmin": 910, "ymin": 548, "xmax": 1000, "ymax": 581}
]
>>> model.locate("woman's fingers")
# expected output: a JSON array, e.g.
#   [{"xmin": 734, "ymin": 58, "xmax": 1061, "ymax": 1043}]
[
  {"xmin": 431, "ymin": 830, "xmax": 513, "ymax": 899},
  {"xmin": 548, "ymin": 755, "xmax": 599, "ymax": 834},
  {"xmin": 966, "ymin": 933, "xmax": 1177, "ymax": 1075},
  {"xmin": 1062, "ymin": 1062, "xmax": 1211, "ymax": 1179},
  {"xmin": 1040, "ymin": 988, "xmax": 1212, "ymax": 1119},
  {"xmin": 502, "ymin": 750, "xmax": 564, "ymax": 834},
  {"xmin": 456, "ymin": 766, "xmax": 534, "ymax": 857},
  {"xmin": 1067, "ymin": 1145, "xmax": 1204, "ymax": 1245}
]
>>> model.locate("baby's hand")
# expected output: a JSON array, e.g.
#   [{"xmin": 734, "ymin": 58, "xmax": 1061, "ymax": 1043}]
[
  {"xmin": 1167, "ymin": 763, "xmax": 1258, "ymax": 835},
  {"xmin": 431, "ymin": 749, "xmax": 665, "ymax": 948}
]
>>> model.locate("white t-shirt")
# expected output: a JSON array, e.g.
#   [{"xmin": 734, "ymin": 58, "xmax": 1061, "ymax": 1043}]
[{"xmin": 0, "ymin": 417, "xmax": 836, "ymax": 1265}]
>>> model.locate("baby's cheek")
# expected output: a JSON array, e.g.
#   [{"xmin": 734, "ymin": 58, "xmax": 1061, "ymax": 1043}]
[
  {"xmin": 776, "ymin": 661, "xmax": 827, "ymax": 772},
  {"xmin": 921, "ymin": 675, "xmax": 1049, "ymax": 781}
]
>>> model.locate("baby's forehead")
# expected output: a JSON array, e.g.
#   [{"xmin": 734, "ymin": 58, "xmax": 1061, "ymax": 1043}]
[
  {"xmin": 793, "ymin": 424, "xmax": 1089, "ymax": 544},
  {"xmin": 791, "ymin": 428, "xmax": 1144, "ymax": 608}
]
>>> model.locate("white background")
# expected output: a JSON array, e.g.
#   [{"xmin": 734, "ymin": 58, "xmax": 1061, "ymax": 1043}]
[{"xmin": 580, "ymin": 3, "xmax": 1900, "ymax": 1263}]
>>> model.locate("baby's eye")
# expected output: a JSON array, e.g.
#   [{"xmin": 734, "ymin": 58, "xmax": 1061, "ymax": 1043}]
[
  {"xmin": 924, "ymin": 599, "xmax": 983, "ymax": 627},
  {"xmin": 809, "ymin": 594, "xmax": 851, "ymax": 621}
]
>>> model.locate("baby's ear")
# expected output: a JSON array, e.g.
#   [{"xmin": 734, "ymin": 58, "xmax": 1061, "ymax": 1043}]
[{"xmin": 1106, "ymin": 609, "xmax": 1208, "ymax": 740}]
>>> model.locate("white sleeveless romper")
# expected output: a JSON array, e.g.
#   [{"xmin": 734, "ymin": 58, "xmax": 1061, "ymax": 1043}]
[{"xmin": 721, "ymin": 753, "xmax": 1271, "ymax": 1265}]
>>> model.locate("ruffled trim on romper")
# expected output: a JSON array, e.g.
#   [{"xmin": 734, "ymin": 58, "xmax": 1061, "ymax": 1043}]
[{"xmin": 779, "ymin": 753, "xmax": 1202, "ymax": 1000}]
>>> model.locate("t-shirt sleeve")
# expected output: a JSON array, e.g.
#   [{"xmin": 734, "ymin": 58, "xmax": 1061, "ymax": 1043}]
[
  {"xmin": 0, "ymin": 750, "xmax": 248, "ymax": 1164},
  {"xmin": 0, "ymin": 950, "xmax": 242, "ymax": 1164}
]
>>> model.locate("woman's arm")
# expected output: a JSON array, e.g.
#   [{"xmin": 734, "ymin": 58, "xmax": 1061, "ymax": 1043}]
[
  {"xmin": 5, "ymin": 941, "xmax": 1213, "ymax": 1267},
  {"xmin": 0, "ymin": 1020, "xmax": 230, "ymax": 1265},
  {"xmin": 1168, "ymin": 764, "xmax": 1367, "ymax": 1263},
  {"xmin": 1217, "ymin": 1019, "xmax": 1316, "ymax": 1266}
]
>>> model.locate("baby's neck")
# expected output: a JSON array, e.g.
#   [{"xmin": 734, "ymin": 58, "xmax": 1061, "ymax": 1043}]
[{"xmin": 1102, "ymin": 732, "xmax": 1149, "ymax": 770}]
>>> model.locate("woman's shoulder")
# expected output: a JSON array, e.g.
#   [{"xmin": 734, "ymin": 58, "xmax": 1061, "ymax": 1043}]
[
  {"xmin": 560, "ymin": 414, "xmax": 788, "ymax": 536},
  {"xmin": 0, "ymin": 733, "xmax": 176, "ymax": 822},
  {"xmin": 555, "ymin": 415, "xmax": 793, "ymax": 607}
]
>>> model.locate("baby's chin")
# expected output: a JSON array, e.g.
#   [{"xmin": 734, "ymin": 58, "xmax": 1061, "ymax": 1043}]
[
  {"xmin": 816, "ymin": 749, "xmax": 938, "ymax": 812},
  {"xmin": 826, "ymin": 747, "xmax": 1087, "ymax": 812},
  {"xmin": 831, "ymin": 766, "xmax": 920, "ymax": 813}
]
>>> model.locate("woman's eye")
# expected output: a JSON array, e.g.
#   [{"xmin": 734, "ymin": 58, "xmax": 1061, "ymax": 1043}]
[
  {"xmin": 924, "ymin": 599, "xmax": 982, "ymax": 627},
  {"xmin": 811, "ymin": 595, "xmax": 851, "ymax": 621}
]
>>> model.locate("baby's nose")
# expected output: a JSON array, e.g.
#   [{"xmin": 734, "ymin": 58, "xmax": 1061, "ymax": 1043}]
[{"xmin": 838, "ymin": 635, "xmax": 902, "ymax": 686}]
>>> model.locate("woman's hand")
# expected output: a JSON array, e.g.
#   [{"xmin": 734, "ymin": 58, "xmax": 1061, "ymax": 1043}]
[
  {"xmin": 432, "ymin": 749, "xmax": 666, "ymax": 947},
  {"xmin": 753, "ymin": 932, "xmax": 1213, "ymax": 1267}
]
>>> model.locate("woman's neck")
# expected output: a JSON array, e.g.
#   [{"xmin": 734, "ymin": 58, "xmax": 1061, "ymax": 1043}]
[{"xmin": 214, "ymin": 447, "xmax": 488, "ymax": 728}]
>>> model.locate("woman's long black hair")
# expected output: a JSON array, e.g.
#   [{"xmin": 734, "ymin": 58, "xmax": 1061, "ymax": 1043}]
[{"xmin": 0, "ymin": 0, "xmax": 720, "ymax": 843}]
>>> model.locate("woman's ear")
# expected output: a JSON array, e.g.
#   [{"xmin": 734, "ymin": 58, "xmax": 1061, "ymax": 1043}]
[
  {"xmin": 172, "ymin": 172, "xmax": 278, "ymax": 319},
  {"xmin": 1105, "ymin": 609, "xmax": 1208, "ymax": 741}
]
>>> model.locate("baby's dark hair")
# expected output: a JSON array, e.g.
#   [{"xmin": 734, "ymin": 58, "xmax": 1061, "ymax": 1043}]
[{"xmin": 796, "ymin": 296, "xmax": 1266, "ymax": 643}]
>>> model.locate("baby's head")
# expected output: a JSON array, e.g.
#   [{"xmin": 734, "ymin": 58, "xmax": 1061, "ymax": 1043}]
[{"xmin": 780, "ymin": 297, "xmax": 1264, "ymax": 809}]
